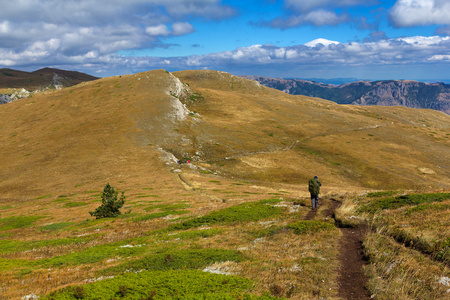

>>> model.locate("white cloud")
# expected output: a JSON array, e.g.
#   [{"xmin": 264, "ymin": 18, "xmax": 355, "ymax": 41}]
[
  {"xmin": 0, "ymin": 21, "xmax": 10, "ymax": 34},
  {"xmin": 171, "ymin": 22, "xmax": 195, "ymax": 36},
  {"xmin": 268, "ymin": 10, "xmax": 349, "ymax": 28},
  {"xmin": 264, "ymin": 0, "xmax": 372, "ymax": 29},
  {"xmin": 146, "ymin": 25, "xmax": 170, "ymax": 36},
  {"xmin": 161, "ymin": 35, "xmax": 450, "ymax": 70},
  {"xmin": 389, "ymin": 0, "xmax": 450, "ymax": 27},
  {"xmin": 0, "ymin": 0, "xmax": 236, "ymax": 67},
  {"xmin": 285, "ymin": 0, "xmax": 376, "ymax": 12},
  {"xmin": 428, "ymin": 54, "xmax": 450, "ymax": 61},
  {"xmin": 305, "ymin": 38, "xmax": 340, "ymax": 47},
  {"xmin": 302, "ymin": 10, "xmax": 349, "ymax": 26}
]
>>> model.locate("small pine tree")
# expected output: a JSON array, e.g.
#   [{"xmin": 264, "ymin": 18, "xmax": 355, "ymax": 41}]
[{"xmin": 89, "ymin": 183, "xmax": 125, "ymax": 219}]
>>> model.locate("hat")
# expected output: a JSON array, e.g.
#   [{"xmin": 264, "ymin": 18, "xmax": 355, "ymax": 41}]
[{"xmin": 314, "ymin": 176, "xmax": 318, "ymax": 179}]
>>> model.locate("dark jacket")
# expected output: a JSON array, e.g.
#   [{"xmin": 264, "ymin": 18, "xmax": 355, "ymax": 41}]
[{"xmin": 308, "ymin": 178, "xmax": 321, "ymax": 195}]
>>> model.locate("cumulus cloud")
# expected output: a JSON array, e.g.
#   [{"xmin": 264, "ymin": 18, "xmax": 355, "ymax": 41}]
[
  {"xmin": 389, "ymin": 0, "xmax": 450, "ymax": 27},
  {"xmin": 172, "ymin": 36, "xmax": 449, "ymax": 70},
  {"xmin": 0, "ymin": 0, "xmax": 235, "ymax": 67},
  {"xmin": 172, "ymin": 22, "xmax": 195, "ymax": 36},
  {"xmin": 146, "ymin": 25, "xmax": 171, "ymax": 36},
  {"xmin": 59, "ymin": 35, "xmax": 447, "ymax": 77},
  {"xmin": 260, "ymin": 0, "xmax": 378, "ymax": 29},
  {"xmin": 269, "ymin": 10, "xmax": 350, "ymax": 28}
]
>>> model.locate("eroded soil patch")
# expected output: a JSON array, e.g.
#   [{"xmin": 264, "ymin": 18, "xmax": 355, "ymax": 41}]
[
  {"xmin": 337, "ymin": 225, "xmax": 370, "ymax": 299},
  {"xmin": 315, "ymin": 198, "xmax": 371, "ymax": 299}
]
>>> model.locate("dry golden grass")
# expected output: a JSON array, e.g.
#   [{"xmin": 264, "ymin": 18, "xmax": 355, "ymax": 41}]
[
  {"xmin": 0, "ymin": 69, "xmax": 449, "ymax": 299},
  {"xmin": 363, "ymin": 232, "xmax": 450, "ymax": 300}
]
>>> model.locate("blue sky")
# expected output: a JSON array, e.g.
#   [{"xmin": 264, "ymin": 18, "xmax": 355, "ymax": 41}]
[{"xmin": 0, "ymin": 0, "xmax": 449, "ymax": 81}]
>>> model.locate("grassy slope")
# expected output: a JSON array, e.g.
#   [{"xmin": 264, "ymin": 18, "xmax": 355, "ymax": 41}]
[
  {"xmin": 173, "ymin": 70, "xmax": 450, "ymax": 191},
  {"xmin": 0, "ymin": 69, "xmax": 449, "ymax": 299}
]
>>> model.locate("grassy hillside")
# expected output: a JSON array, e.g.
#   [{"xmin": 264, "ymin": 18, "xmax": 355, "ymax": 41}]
[
  {"xmin": 0, "ymin": 68, "xmax": 98, "ymax": 91},
  {"xmin": 0, "ymin": 69, "xmax": 449, "ymax": 299}
]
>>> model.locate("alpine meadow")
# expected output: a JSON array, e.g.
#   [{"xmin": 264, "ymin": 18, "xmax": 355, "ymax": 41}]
[{"xmin": 0, "ymin": 69, "xmax": 449, "ymax": 299}]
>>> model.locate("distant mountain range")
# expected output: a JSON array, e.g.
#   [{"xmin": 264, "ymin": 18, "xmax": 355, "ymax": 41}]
[
  {"xmin": 242, "ymin": 76, "xmax": 450, "ymax": 114},
  {"xmin": 0, "ymin": 67, "xmax": 98, "ymax": 90},
  {"xmin": 0, "ymin": 68, "xmax": 99, "ymax": 104}
]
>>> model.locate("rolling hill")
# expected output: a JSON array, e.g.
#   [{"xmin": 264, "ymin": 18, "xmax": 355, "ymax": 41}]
[
  {"xmin": 0, "ymin": 68, "xmax": 99, "ymax": 90},
  {"xmin": 1, "ymin": 69, "xmax": 449, "ymax": 200},
  {"xmin": 0, "ymin": 69, "xmax": 449, "ymax": 299},
  {"xmin": 243, "ymin": 76, "xmax": 450, "ymax": 114}
]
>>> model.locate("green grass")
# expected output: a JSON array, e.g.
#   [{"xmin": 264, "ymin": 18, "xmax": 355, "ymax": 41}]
[
  {"xmin": 404, "ymin": 203, "xmax": 450, "ymax": 216},
  {"xmin": 0, "ymin": 216, "xmax": 45, "ymax": 231},
  {"xmin": 101, "ymin": 248, "xmax": 248, "ymax": 275},
  {"xmin": 133, "ymin": 210, "xmax": 188, "ymax": 222},
  {"xmin": 35, "ymin": 194, "xmax": 52, "ymax": 199},
  {"xmin": 0, "ymin": 257, "xmax": 37, "ymax": 272},
  {"xmin": 39, "ymin": 222, "xmax": 74, "ymax": 231},
  {"xmin": 136, "ymin": 194, "xmax": 160, "ymax": 198},
  {"xmin": 41, "ymin": 240, "xmax": 149, "ymax": 267},
  {"xmin": 0, "ymin": 205, "xmax": 14, "ymax": 210},
  {"xmin": 169, "ymin": 228, "xmax": 222, "ymax": 240},
  {"xmin": 286, "ymin": 220, "xmax": 336, "ymax": 235},
  {"xmin": 360, "ymin": 192, "xmax": 450, "ymax": 213},
  {"xmin": 365, "ymin": 191, "xmax": 400, "ymax": 198},
  {"xmin": 144, "ymin": 203, "xmax": 190, "ymax": 212},
  {"xmin": 42, "ymin": 269, "xmax": 278, "ymax": 300},
  {"xmin": 63, "ymin": 202, "xmax": 88, "ymax": 208},
  {"xmin": 0, "ymin": 236, "xmax": 93, "ymax": 255},
  {"xmin": 168, "ymin": 199, "xmax": 284, "ymax": 231}
]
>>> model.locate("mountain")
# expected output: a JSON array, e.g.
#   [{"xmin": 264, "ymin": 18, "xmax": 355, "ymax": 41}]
[
  {"xmin": 1, "ymin": 69, "xmax": 449, "ymax": 198},
  {"xmin": 0, "ymin": 67, "xmax": 99, "ymax": 90},
  {"xmin": 0, "ymin": 69, "xmax": 449, "ymax": 299},
  {"xmin": 242, "ymin": 76, "xmax": 450, "ymax": 114}
]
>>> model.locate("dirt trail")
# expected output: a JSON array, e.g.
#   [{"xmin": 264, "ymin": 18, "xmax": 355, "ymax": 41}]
[
  {"xmin": 338, "ymin": 226, "xmax": 370, "ymax": 299},
  {"xmin": 305, "ymin": 198, "xmax": 371, "ymax": 300}
]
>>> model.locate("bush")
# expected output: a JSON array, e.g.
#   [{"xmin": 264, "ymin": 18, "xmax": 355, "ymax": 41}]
[{"xmin": 89, "ymin": 183, "xmax": 126, "ymax": 219}]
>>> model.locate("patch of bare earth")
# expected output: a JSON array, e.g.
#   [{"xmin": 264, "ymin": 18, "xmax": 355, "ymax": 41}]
[
  {"xmin": 319, "ymin": 198, "xmax": 371, "ymax": 299},
  {"xmin": 338, "ymin": 225, "xmax": 370, "ymax": 299}
]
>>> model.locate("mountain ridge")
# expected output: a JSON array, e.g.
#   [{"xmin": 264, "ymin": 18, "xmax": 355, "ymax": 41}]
[
  {"xmin": 242, "ymin": 75, "xmax": 450, "ymax": 114},
  {"xmin": 1, "ymin": 69, "xmax": 448, "ymax": 199},
  {"xmin": 0, "ymin": 68, "xmax": 99, "ymax": 104}
]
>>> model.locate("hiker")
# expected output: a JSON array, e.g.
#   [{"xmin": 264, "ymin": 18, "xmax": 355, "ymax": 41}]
[{"xmin": 308, "ymin": 176, "xmax": 321, "ymax": 209}]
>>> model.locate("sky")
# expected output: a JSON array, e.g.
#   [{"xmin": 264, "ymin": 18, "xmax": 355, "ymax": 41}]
[{"xmin": 0, "ymin": 0, "xmax": 450, "ymax": 81}]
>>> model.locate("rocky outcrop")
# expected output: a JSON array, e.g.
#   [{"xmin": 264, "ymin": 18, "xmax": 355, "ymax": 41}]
[
  {"xmin": 243, "ymin": 76, "xmax": 450, "ymax": 114},
  {"xmin": 0, "ymin": 88, "xmax": 30, "ymax": 104}
]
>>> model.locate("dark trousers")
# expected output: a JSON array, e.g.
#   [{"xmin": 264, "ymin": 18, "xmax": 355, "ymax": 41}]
[{"xmin": 310, "ymin": 194, "xmax": 319, "ymax": 209}]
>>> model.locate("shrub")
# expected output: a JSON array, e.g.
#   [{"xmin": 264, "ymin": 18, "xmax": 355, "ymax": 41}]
[{"xmin": 89, "ymin": 183, "xmax": 126, "ymax": 219}]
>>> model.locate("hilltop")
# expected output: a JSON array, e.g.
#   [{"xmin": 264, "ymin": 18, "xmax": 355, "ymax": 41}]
[
  {"xmin": 1, "ymin": 69, "xmax": 449, "ymax": 199},
  {"xmin": 0, "ymin": 70, "xmax": 449, "ymax": 299},
  {"xmin": 243, "ymin": 76, "xmax": 450, "ymax": 114}
]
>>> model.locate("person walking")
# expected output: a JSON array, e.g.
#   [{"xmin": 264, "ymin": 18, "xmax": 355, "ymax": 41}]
[{"xmin": 308, "ymin": 176, "xmax": 321, "ymax": 210}]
